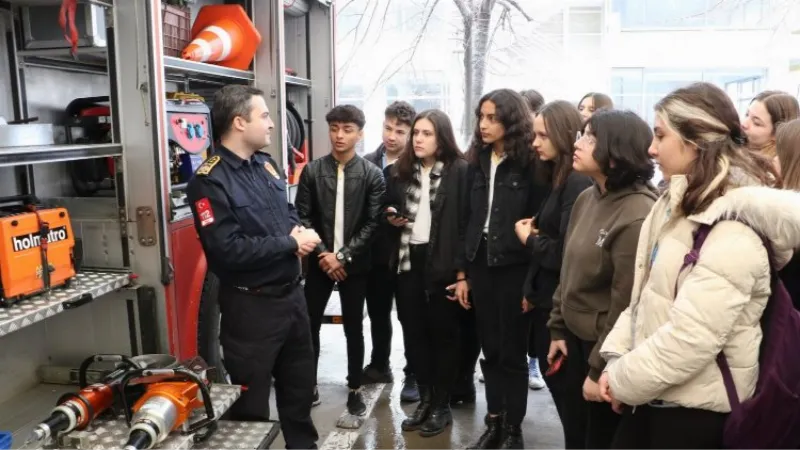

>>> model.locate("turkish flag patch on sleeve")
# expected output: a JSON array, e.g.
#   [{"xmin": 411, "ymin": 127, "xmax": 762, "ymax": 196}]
[{"xmin": 195, "ymin": 197, "xmax": 215, "ymax": 227}]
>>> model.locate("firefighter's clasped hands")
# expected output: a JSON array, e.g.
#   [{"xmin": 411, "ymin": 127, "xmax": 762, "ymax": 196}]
[{"xmin": 292, "ymin": 225, "xmax": 321, "ymax": 257}]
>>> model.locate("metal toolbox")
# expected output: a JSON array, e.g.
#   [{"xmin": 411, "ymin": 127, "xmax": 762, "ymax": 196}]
[{"xmin": 21, "ymin": 2, "xmax": 107, "ymax": 50}]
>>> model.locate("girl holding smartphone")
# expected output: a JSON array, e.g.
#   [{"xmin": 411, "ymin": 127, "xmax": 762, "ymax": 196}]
[{"xmin": 383, "ymin": 109, "xmax": 470, "ymax": 437}]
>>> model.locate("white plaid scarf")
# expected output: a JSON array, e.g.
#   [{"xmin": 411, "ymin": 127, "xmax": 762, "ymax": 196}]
[{"xmin": 397, "ymin": 160, "xmax": 444, "ymax": 273}]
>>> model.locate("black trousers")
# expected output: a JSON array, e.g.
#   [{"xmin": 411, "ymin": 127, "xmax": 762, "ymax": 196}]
[
  {"xmin": 611, "ymin": 404, "xmax": 727, "ymax": 449},
  {"xmin": 548, "ymin": 327, "xmax": 621, "ymax": 449},
  {"xmin": 305, "ymin": 260, "xmax": 368, "ymax": 390},
  {"xmin": 457, "ymin": 306, "xmax": 480, "ymax": 381},
  {"xmin": 218, "ymin": 283, "xmax": 318, "ymax": 449},
  {"xmin": 395, "ymin": 244, "xmax": 461, "ymax": 392},
  {"xmin": 528, "ymin": 306, "xmax": 551, "ymax": 365},
  {"xmin": 364, "ymin": 264, "xmax": 397, "ymax": 371},
  {"xmin": 469, "ymin": 238, "xmax": 532, "ymax": 427}
]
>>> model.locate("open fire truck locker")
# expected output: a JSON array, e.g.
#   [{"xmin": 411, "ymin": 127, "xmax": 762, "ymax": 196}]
[{"xmin": 0, "ymin": 0, "xmax": 334, "ymax": 447}]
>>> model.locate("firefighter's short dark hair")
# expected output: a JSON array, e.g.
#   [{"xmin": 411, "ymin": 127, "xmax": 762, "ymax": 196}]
[{"xmin": 212, "ymin": 85, "xmax": 266, "ymax": 138}]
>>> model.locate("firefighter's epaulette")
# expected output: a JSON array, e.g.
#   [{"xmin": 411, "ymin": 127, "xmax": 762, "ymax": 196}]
[{"xmin": 196, "ymin": 155, "xmax": 221, "ymax": 176}]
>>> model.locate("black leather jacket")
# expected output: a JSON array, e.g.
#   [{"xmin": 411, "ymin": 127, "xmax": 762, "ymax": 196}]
[{"xmin": 295, "ymin": 154, "xmax": 386, "ymax": 274}]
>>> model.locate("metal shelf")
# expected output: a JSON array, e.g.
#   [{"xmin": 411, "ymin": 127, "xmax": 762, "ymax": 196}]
[
  {"xmin": 0, "ymin": 271, "xmax": 131, "ymax": 338},
  {"xmin": 286, "ymin": 75, "xmax": 312, "ymax": 88},
  {"xmin": 0, "ymin": 383, "xmax": 74, "ymax": 448},
  {"xmin": 0, "ymin": 143, "xmax": 122, "ymax": 168},
  {"xmin": 164, "ymin": 56, "xmax": 255, "ymax": 84},
  {"xmin": 4, "ymin": 0, "xmax": 112, "ymax": 6}
]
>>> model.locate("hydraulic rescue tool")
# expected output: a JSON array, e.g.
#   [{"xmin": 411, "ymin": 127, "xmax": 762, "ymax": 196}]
[
  {"xmin": 25, "ymin": 354, "xmax": 178, "ymax": 446},
  {"xmin": 119, "ymin": 357, "xmax": 218, "ymax": 450}
]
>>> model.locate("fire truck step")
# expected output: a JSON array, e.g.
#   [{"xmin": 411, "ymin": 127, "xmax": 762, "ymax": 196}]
[{"xmin": 200, "ymin": 420, "xmax": 280, "ymax": 449}]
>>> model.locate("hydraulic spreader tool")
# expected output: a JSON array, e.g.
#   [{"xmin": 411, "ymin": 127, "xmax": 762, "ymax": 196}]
[{"xmin": 119, "ymin": 357, "xmax": 218, "ymax": 450}]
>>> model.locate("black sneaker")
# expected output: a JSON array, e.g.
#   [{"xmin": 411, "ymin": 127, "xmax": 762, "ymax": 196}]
[
  {"xmin": 312, "ymin": 387, "xmax": 321, "ymax": 407},
  {"xmin": 362, "ymin": 364, "xmax": 393, "ymax": 384},
  {"xmin": 347, "ymin": 390, "xmax": 367, "ymax": 416}
]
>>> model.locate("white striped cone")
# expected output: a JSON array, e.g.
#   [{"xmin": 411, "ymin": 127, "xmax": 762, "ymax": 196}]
[{"xmin": 181, "ymin": 18, "xmax": 243, "ymax": 64}]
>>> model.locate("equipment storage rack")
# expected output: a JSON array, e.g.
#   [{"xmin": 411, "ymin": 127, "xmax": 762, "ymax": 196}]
[{"xmin": 0, "ymin": 0, "xmax": 335, "ymax": 447}]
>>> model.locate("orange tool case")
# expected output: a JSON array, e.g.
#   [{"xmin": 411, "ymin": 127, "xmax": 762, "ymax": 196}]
[{"xmin": 0, "ymin": 199, "xmax": 76, "ymax": 306}]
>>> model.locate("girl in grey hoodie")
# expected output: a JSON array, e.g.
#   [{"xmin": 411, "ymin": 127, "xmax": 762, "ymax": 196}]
[{"xmin": 547, "ymin": 110, "xmax": 657, "ymax": 449}]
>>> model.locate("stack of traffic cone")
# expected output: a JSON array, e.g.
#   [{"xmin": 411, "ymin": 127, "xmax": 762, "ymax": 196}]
[{"xmin": 181, "ymin": 4, "xmax": 261, "ymax": 71}]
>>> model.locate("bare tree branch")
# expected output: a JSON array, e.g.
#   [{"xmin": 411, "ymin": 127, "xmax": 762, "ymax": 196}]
[
  {"xmin": 452, "ymin": 0, "xmax": 472, "ymax": 22},
  {"xmin": 337, "ymin": 12, "xmax": 366, "ymax": 44},
  {"xmin": 336, "ymin": 0, "xmax": 360, "ymax": 15},
  {"xmin": 374, "ymin": 0, "xmax": 394, "ymax": 42},
  {"xmin": 337, "ymin": 0, "xmax": 389, "ymax": 81},
  {"xmin": 487, "ymin": 6, "xmax": 509, "ymax": 54},
  {"xmin": 336, "ymin": 0, "xmax": 535, "ymax": 141},
  {"xmin": 499, "ymin": 0, "xmax": 532, "ymax": 21},
  {"xmin": 367, "ymin": 0, "xmax": 443, "ymax": 96},
  {"xmin": 354, "ymin": 0, "xmax": 384, "ymax": 50}
]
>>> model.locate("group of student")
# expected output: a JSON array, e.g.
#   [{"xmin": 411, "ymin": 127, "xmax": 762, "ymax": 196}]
[{"xmin": 295, "ymin": 81, "xmax": 800, "ymax": 449}]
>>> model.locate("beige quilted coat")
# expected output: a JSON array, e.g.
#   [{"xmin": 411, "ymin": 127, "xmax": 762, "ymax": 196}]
[{"xmin": 600, "ymin": 174, "xmax": 800, "ymax": 413}]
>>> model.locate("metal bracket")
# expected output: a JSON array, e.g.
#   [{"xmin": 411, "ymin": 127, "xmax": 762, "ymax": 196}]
[
  {"xmin": 135, "ymin": 206, "xmax": 157, "ymax": 246},
  {"xmin": 104, "ymin": 5, "xmax": 114, "ymax": 27}
]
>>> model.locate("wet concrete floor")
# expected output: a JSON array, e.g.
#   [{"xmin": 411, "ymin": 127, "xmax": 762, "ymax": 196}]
[{"xmin": 270, "ymin": 293, "xmax": 565, "ymax": 449}]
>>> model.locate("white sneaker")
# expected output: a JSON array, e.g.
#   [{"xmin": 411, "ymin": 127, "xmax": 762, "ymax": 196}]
[{"xmin": 528, "ymin": 359, "xmax": 546, "ymax": 390}]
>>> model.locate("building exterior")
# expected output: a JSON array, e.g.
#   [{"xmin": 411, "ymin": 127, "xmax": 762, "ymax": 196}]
[{"xmin": 336, "ymin": 0, "xmax": 800, "ymax": 153}]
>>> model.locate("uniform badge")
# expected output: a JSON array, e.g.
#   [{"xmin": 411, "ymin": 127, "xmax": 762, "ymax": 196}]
[
  {"xmin": 196, "ymin": 155, "xmax": 221, "ymax": 176},
  {"xmin": 264, "ymin": 162, "xmax": 280, "ymax": 179},
  {"xmin": 195, "ymin": 197, "xmax": 215, "ymax": 227}
]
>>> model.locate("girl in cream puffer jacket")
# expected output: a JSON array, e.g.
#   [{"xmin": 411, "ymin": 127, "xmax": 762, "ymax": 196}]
[{"xmin": 598, "ymin": 82, "xmax": 800, "ymax": 449}]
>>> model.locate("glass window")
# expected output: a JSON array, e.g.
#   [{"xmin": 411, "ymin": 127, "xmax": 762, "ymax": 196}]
[
  {"xmin": 338, "ymin": 85, "xmax": 363, "ymax": 100},
  {"xmin": 411, "ymin": 99, "xmax": 441, "ymax": 112},
  {"xmin": 611, "ymin": 0, "xmax": 771, "ymax": 29},
  {"xmin": 723, "ymin": 75, "xmax": 764, "ymax": 116},
  {"xmin": 611, "ymin": 67, "xmax": 766, "ymax": 123},
  {"xmin": 612, "ymin": 94, "xmax": 644, "ymax": 117},
  {"xmin": 611, "ymin": 0, "xmax": 645, "ymax": 27},
  {"xmin": 611, "ymin": 68, "xmax": 643, "ymax": 95},
  {"xmin": 411, "ymin": 83, "xmax": 442, "ymax": 97},
  {"xmin": 385, "ymin": 78, "xmax": 447, "ymax": 116}
]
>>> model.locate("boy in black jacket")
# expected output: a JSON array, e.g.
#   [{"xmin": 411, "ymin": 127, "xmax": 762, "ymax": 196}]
[{"xmin": 362, "ymin": 101, "xmax": 420, "ymax": 402}]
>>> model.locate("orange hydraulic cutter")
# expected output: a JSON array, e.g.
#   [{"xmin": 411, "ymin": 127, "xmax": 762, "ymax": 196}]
[{"xmin": 0, "ymin": 196, "xmax": 76, "ymax": 306}]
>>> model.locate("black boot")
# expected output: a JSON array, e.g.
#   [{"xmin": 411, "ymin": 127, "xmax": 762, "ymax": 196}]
[
  {"xmin": 498, "ymin": 423, "xmax": 523, "ymax": 449},
  {"xmin": 467, "ymin": 413, "xmax": 504, "ymax": 449},
  {"xmin": 419, "ymin": 389, "xmax": 452, "ymax": 437},
  {"xmin": 401, "ymin": 385, "xmax": 431, "ymax": 431},
  {"xmin": 401, "ymin": 374, "xmax": 421, "ymax": 403},
  {"xmin": 450, "ymin": 374, "xmax": 476, "ymax": 405}
]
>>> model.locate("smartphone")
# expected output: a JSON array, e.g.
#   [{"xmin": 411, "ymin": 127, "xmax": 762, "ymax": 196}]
[
  {"xmin": 387, "ymin": 210, "xmax": 409, "ymax": 220},
  {"xmin": 545, "ymin": 353, "xmax": 566, "ymax": 377}
]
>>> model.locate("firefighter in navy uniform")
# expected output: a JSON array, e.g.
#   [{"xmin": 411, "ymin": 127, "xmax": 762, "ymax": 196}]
[{"xmin": 187, "ymin": 85, "xmax": 321, "ymax": 449}]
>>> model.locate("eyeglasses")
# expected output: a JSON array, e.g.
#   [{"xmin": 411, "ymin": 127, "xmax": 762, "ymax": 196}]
[{"xmin": 576, "ymin": 131, "xmax": 596, "ymax": 145}]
